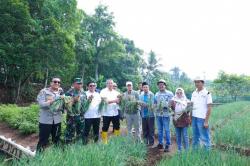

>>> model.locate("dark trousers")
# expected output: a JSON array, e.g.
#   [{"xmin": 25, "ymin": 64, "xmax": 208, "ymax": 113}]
[
  {"xmin": 37, "ymin": 122, "xmax": 61, "ymax": 152},
  {"xmin": 83, "ymin": 118, "xmax": 100, "ymax": 144},
  {"xmin": 142, "ymin": 117, "xmax": 155, "ymax": 145},
  {"xmin": 64, "ymin": 115, "xmax": 84, "ymax": 143},
  {"xmin": 102, "ymin": 115, "xmax": 120, "ymax": 132}
]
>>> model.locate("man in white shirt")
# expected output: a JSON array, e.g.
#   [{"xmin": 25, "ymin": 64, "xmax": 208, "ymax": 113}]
[
  {"xmin": 100, "ymin": 79, "xmax": 120, "ymax": 144},
  {"xmin": 83, "ymin": 81, "xmax": 102, "ymax": 144},
  {"xmin": 191, "ymin": 77, "xmax": 213, "ymax": 150}
]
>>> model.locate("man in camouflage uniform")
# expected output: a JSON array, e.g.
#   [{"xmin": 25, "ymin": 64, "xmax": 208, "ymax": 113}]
[{"xmin": 64, "ymin": 78, "xmax": 88, "ymax": 143}]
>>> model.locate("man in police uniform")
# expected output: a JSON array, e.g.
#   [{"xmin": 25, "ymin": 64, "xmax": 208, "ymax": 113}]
[
  {"xmin": 64, "ymin": 78, "xmax": 87, "ymax": 143},
  {"xmin": 36, "ymin": 77, "xmax": 64, "ymax": 151},
  {"xmin": 191, "ymin": 77, "xmax": 213, "ymax": 150}
]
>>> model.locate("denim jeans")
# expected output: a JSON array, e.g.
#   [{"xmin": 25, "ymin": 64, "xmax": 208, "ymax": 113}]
[
  {"xmin": 192, "ymin": 116, "xmax": 211, "ymax": 150},
  {"xmin": 175, "ymin": 127, "xmax": 189, "ymax": 151},
  {"xmin": 156, "ymin": 116, "xmax": 171, "ymax": 146}
]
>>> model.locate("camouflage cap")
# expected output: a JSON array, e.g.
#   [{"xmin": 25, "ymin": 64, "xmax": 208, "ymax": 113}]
[{"xmin": 74, "ymin": 78, "xmax": 82, "ymax": 84}]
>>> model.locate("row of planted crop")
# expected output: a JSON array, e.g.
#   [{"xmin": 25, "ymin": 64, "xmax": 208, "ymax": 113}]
[
  {"xmin": 210, "ymin": 101, "xmax": 250, "ymax": 129},
  {"xmin": 213, "ymin": 107, "xmax": 250, "ymax": 148},
  {"xmin": 14, "ymin": 136, "xmax": 147, "ymax": 166},
  {"xmin": 157, "ymin": 148, "xmax": 250, "ymax": 166}
]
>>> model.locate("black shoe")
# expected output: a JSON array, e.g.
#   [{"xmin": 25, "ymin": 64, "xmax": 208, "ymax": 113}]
[
  {"xmin": 164, "ymin": 145, "xmax": 170, "ymax": 152},
  {"xmin": 148, "ymin": 143, "xmax": 154, "ymax": 147},
  {"xmin": 157, "ymin": 144, "xmax": 164, "ymax": 149}
]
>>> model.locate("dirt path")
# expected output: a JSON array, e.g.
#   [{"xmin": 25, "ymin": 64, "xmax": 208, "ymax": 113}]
[
  {"xmin": 145, "ymin": 138, "xmax": 177, "ymax": 166},
  {"xmin": 0, "ymin": 122, "xmax": 38, "ymax": 151}
]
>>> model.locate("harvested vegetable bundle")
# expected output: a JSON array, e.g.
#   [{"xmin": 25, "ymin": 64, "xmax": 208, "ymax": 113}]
[
  {"xmin": 147, "ymin": 96, "xmax": 155, "ymax": 112},
  {"xmin": 98, "ymin": 97, "xmax": 108, "ymax": 113},
  {"xmin": 81, "ymin": 98, "xmax": 92, "ymax": 114},
  {"xmin": 157, "ymin": 100, "xmax": 167, "ymax": 115},
  {"xmin": 186, "ymin": 102, "xmax": 193, "ymax": 112},
  {"xmin": 172, "ymin": 100, "xmax": 191, "ymax": 121},
  {"xmin": 123, "ymin": 95, "xmax": 139, "ymax": 114},
  {"xmin": 50, "ymin": 96, "xmax": 73, "ymax": 113},
  {"xmin": 64, "ymin": 96, "xmax": 74, "ymax": 113},
  {"xmin": 118, "ymin": 94, "xmax": 126, "ymax": 112}
]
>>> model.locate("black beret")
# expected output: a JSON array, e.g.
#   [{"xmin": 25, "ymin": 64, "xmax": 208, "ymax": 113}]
[{"xmin": 142, "ymin": 82, "xmax": 148, "ymax": 86}]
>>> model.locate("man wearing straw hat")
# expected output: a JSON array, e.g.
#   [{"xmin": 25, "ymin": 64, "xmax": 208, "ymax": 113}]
[{"xmin": 154, "ymin": 79, "xmax": 174, "ymax": 152}]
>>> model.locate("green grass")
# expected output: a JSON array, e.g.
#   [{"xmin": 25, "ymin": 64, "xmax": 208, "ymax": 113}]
[
  {"xmin": 0, "ymin": 154, "xmax": 5, "ymax": 166},
  {"xmin": 0, "ymin": 104, "xmax": 39, "ymax": 134},
  {"xmin": 157, "ymin": 149, "xmax": 250, "ymax": 166},
  {"xmin": 0, "ymin": 153, "xmax": 11, "ymax": 166},
  {"xmin": 214, "ymin": 109, "xmax": 250, "ymax": 147},
  {"xmin": 14, "ymin": 136, "xmax": 147, "ymax": 166}
]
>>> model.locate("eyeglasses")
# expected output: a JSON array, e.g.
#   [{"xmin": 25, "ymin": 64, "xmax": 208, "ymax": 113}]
[
  {"xmin": 89, "ymin": 85, "xmax": 96, "ymax": 87},
  {"xmin": 53, "ymin": 81, "xmax": 61, "ymax": 84}
]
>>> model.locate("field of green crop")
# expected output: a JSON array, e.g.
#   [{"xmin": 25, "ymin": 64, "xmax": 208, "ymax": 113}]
[
  {"xmin": 0, "ymin": 104, "xmax": 39, "ymax": 134},
  {"xmin": 14, "ymin": 137, "xmax": 147, "ymax": 166},
  {"xmin": 214, "ymin": 108, "xmax": 250, "ymax": 147},
  {"xmin": 210, "ymin": 101, "xmax": 250, "ymax": 128},
  {"xmin": 157, "ymin": 149, "xmax": 250, "ymax": 166}
]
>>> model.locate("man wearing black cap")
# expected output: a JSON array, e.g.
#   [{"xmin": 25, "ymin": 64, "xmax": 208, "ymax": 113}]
[
  {"xmin": 139, "ymin": 82, "xmax": 155, "ymax": 146},
  {"xmin": 64, "ymin": 78, "xmax": 88, "ymax": 143}
]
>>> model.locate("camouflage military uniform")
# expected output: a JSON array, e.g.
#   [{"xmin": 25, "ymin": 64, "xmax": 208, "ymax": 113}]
[{"xmin": 64, "ymin": 88, "xmax": 87, "ymax": 143}]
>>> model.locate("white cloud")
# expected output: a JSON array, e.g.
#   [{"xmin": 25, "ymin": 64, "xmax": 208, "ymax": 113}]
[{"xmin": 77, "ymin": 0, "xmax": 250, "ymax": 79}]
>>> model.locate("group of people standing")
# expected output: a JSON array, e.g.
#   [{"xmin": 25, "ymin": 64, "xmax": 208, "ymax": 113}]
[{"xmin": 36, "ymin": 76, "xmax": 212, "ymax": 153}]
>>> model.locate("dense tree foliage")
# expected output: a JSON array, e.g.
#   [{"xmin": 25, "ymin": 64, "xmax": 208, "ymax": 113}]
[
  {"xmin": 212, "ymin": 71, "xmax": 250, "ymax": 102},
  {"xmin": 0, "ymin": 0, "xmax": 195, "ymax": 103}
]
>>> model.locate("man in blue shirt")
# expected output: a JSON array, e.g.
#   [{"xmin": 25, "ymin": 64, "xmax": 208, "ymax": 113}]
[
  {"xmin": 139, "ymin": 82, "xmax": 155, "ymax": 146},
  {"xmin": 154, "ymin": 79, "xmax": 174, "ymax": 152}
]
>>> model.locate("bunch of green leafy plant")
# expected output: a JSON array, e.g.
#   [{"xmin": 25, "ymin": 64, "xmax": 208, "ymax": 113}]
[
  {"xmin": 0, "ymin": 104, "xmax": 39, "ymax": 134},
  {"xmin": 121, "ymin": 95, "xmax": 138, "ymax": 114},
  {"xmin": 98, "ymin": 97, "xmax": 108, "ymax": 114}
]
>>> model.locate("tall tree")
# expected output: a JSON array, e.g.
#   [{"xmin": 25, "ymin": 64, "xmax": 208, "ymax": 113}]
[
  {"xmin": 170, "ymin": 67, "xmax": 181, "ymax": 83},
  {"xmin": 144, "ymin": 50, "xmax": 162, "ymax": 84},
  {"xmin": 82, "ymin": 5, "xmax": 116, "ymax": 81}
]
